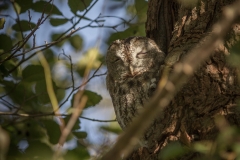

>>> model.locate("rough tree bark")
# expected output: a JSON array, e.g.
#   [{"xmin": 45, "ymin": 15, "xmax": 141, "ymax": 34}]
[{"xmin": 129, "ymin": 0, "xmax": 240, "ymax": 159}]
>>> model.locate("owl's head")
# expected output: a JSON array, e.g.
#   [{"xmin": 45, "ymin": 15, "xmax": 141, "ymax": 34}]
[{"xmin": 106, "ymin": 37, "xmax": 165, "ymax": 83}]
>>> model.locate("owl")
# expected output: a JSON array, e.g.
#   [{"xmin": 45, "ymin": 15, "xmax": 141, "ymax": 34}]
[{"xmin": 106, "ymin": 37, "xmax": 165, "ymax": 136}]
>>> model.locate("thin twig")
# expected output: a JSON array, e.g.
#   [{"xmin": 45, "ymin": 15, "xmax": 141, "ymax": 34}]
[
  {"xmin": 0, "ymin": 0, "xmax": 53, "ymax": 65},
  {"xmin": 7, "ymin": 28, "xmax": 79, "ymax": 74},
  {"xmin": 75, "ymin": 62, "xmax": 105, "ymax": 91},
  {"xmin": 55, "ymin": 0, "xmax": 99, "ymax": 42},
  {"xmin": 11, "ymin": 1, "xmax": 24, "ymax": 44},
  {"xmin": 0, "ymin": 82, "xmax": 19, "ymax": 98},
  {"xmin": 59, "ymin": 62, "xmax": 105, "ymax": 108},
  {"xmin": 62, "ymin": 51, "xmax": 75, "ymax": 89},
  {"xmin": 0, "ymin": 112, "xmax": 116, "ymax": 122},
  {"xmin": 0, "ymin": 101, "xmax": 14, "ymax": 110},
  {"xmin": 58, "ymin": 96, "xmax": 88, "ymax": 146},
  {"xmin": 0, "ymin": 98, "xmax": 18, "ymax": 109}
]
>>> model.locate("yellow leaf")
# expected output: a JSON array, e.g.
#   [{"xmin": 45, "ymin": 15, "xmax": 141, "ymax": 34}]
[
  {"xmin": 0, "ymin": 18, "xmax": 5, "ymax": 29},
  {"xmin": 14, "ymin": 3, "xmax": 21, "ymax": 14},
  {"xmin": 78, "ymin": 48, "xmax": 101, "ymax": 70}
]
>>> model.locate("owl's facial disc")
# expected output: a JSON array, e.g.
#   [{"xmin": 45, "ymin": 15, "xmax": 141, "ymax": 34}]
[
  {"xmin": 106, "ymin": 36, "xmax": 165, "ymax": 81},
  {"xmin": 127, "ymin": 48, "xmax": 155, "ymax": 77}
]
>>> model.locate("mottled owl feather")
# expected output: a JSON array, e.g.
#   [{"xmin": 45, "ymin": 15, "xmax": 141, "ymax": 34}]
[{"xmin": 106, "ymin": 36, "xmax": 165, "ymax": 145}]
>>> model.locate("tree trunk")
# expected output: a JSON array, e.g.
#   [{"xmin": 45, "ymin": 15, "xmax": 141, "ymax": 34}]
[{"xmin": 129, "ymin": 0, "xmax": 240, "ymax": 159}]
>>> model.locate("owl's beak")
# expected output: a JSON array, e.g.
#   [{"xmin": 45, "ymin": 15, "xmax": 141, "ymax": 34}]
[{"xmin": 129, "ymin": 66, "xmax": 135, "ymax": 76}]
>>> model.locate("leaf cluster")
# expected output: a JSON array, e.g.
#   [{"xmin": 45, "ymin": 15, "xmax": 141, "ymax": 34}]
[{"xmin": 0, "ymin": 0, "xmax": 158, "ymax": 159}]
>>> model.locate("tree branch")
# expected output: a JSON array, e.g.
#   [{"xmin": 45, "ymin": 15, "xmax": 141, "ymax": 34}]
[{"xmin": 0, "ymin": 112, "xmax": 116, "ymax": 122}]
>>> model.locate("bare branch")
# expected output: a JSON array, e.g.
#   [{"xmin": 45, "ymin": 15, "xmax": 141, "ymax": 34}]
[
  {"xmin": 0, "ymin": 0, "xmax": 53, "ymax": 65},
  {"xmin": 75, "ymin": 62, "xmax": 105, "ymax": 91},
  {"xmin": 59, "ymin": 62, "xmax": 105, "ymax": 108},
  {"xmin": 80, "ymin": 116, "xmax": 116, "ymax": 122},
  {"xmin": 0, "ymin": 83, "xmax": 19, "ymax": 98},
  {"xmin": 11, "ymin": 1, "xmax": 24, "ymax": 44},
  {"xmin": 0, "ymin": 112, "xmax": 116, "ymax": 122},
  {"xmin": 57, "ymin": 96, "xmax": 88, "ymax": 147},
  {"xmin": 7, "ymin": 27, "xmax": 79, "ymax": 74},
  {"xmin": 54, "ymin": 0, "xmax": 99, "ymax": 42},
  {"xmin": 64, "ymin": 52, "xmax": 75, "ymax": 89},
  {"xmin": 0, "ymin": 97, "xmax": 18, "ymax": 110}
]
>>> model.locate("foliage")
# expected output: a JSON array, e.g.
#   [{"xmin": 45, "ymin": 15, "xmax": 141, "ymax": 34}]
[{"xmin": 0, "ymin": 0, "xmax": 147, "ymax": 159}]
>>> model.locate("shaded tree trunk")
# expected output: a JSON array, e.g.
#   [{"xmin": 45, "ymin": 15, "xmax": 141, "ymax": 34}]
[{"xmin": 129, "ymin": 0, "xmax": 240, "ymax": 159}]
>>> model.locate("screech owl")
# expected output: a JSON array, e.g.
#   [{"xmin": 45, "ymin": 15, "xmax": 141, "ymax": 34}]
[{"xmin": 106, "ymin": 37, "xmax": 165, "ymax": 137}]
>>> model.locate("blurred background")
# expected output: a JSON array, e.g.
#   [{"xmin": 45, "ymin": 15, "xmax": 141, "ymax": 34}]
[{"xmin": 0, "ymin": 0, "xmax": 148, "ymax": 159}]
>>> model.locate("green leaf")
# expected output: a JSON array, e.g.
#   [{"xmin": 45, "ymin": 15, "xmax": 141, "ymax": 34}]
[
  {"xmin": 135, "ymin": 0, "xmax": 147, "ymax": 12},
  {"xmin": 42, "ymin": 119, "xmax": 61, "ymax": 144},
  {"xmin": 77, "ymin": 48, "xmax": 102, "ymax": 77},
  {"xmin": 51, "ymin": 33, "xmax": 66, "ymax": 47},
  {"xmin": 0, "ymin": 64, "xmax": 8, "ymax": 78},
  {"xmin": 35, "ymin": 79, "xmax": 65, "ymax": 105},
  {"xmin": 50, "ymin": 18, "xmax": 68, "ymax": 26},
  {"xmin": 0, "ymin": 18, "xmax": 5, "ymax": 29},
  {"xmin": 32, "ymin": 1, "xmax": 62, "ymax": 15},
  {"xmin": 12, "ymin": 20, "xmax": 36, "ymax": 32},
  {"xmin": 64, "ymin": 115, "xmax": 81, "ymax": 131},
  {"xmin": 83, "ymin": 90, "xmax": 102, "ymax": 108},
  {"xmin": 43, "ymin": 49, "xmax": 55, "ymax": 66},
  {"xmin": 22, "ymin": 65, "xmax": 45, "ymax": 82},
  {"xmin": 69, "ymin": 34, "xmax": 83, "ymax": 51},
  {"xmin": 13, "ymin": 2, "xmax": 21, "ymax": 14},
  {"xmin": 64, "ymin": 143, "xmax": 90, "ymax": 159},
  {"xmin": 229, "ymin": 40, "xmax": 240, "ymax": 67},
  {"xmin": 0, "ymin": 2, "xmax": 9, "ymax": 11},
  {"xmin": 193, "ymin": 141, "xmax": 213, "ymax": 154},
  {"xmin": 68, "ymin": 0, "xmax": 92, "ymax": 13},
  {"xmin": 71, "ymin": 90, "xmax": 102, "ymax": 109},
  {"xmin": 108, "ymin": 25, "xmax": 145, "ymax": 44},
  {"xmin": 101, "ymin": 126, "xmax": 122, "ymax": 134},
  {"xmin": 217, "ymin": 126, "xmax": 237, "ymax": 145},
  {"xmin": 56, "ymin": 88, "xmax": 66, "ymax": 102},
  {"xmin": 72, "ymin": 131, "xmax": 87, "ymax": 139},
  {"xmin": 135, "ymin": 0, "xmax": 147, "ymax": 22},
  {"xmin": 0, "ymin": 34, "xmax": 12, "ymax": 52},
  {"xmin": 0, "ymin": 60, "xmax": 19, "ymax": 79},
  {"xmin": 25, "ymin": 120, "xmax": 46, "ymax": 140},
  {"xmin": 35, "ymin": 80, "xmax": 50, "ymax": 104},
  {"xmin": 25, "ymin": 141, "xmax": 53, "ymax": 159},
  {"xmin": 15, "ymin": 0, "xmax": 33, "ymax": 14},
  {"xmin": 5, "ymin": 120, "xmax": 45, "ymax": 143},
  {"xmin": 1, "ymin": 80, "xmax": 21, "ymax": 105},
  {"xmin": 1, "ymin": 80, "xmax": 37, "ymax": 106},
  {"xmin": 159, "ymin": 142, "xmax": 188, "ymax": 159},
  {"xmin": 7, "ymin": 143, "xmax": 22, "ymax": 159}
]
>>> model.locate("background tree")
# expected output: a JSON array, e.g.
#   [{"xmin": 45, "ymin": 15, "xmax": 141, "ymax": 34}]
[
  {"xmin": 102, "ymin": 0, "xmax": 240, "ymax": 160},
  {"xmin": 1, "ymin": 0, "xmax": 240, "ymax": 160}
]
